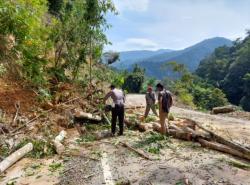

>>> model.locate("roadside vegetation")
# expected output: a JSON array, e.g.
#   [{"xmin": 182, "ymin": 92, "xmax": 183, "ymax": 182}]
[
  {"xmin": 0, "ymin": 0, "xmax": 116, "ymax": 103},
  {"xmin": 196, "ymin": 32, "xmax": 250, "ymax": 111}
]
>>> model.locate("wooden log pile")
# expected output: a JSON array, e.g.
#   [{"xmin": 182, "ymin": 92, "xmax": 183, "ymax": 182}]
[
  {"xmin": 125, "ymin": 118, "xmax": 250, "ymax": 161},
  {"xmin": 212, "ymin": 105, "xmax": 235, "ymax": 114}
]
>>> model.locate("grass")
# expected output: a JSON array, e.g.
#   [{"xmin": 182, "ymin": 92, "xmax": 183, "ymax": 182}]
[
  {"xmin": 175, "ymin": 181, "xmax": 185, "ymax": 185},
  {"xmin": 133, "ymin": 132, "xmax": 170, "ymax": 155},
  {"xmin": 0, "ymin": 145, "xmax": 10, "ymax": 157},
  {"xmin": 144, "ymin": 116, "xmax": 157, "ymax": 123},
  {"xmin": 227, "ymin": 159, "xmax": 250, "ymax": 170},
  {"xmin": 127, "ymin": 115, "xmax": 137, "ymax": 123},
  {"xmin": 15, "ymin": 138, "xmax": 56, "ymax": 158},
  {"xmin": 91, "ymin": 150, "xmax": 103, "ymax": 158},
  {"xmin": 49, "ymin": 162, "xmax": 63, "ymax": 172},
  {"xmin": 168, "ymin": 113, "xmax": 175, "ymax": 121},
  {"xmin": 75, "ymin": 133, "xmax": 97, "ymax": 144},
  {"xmin": 134, "ymin": 132, "xmax": 169, "ymax": 148},
  {"xmin": 219, "ymin": 158, "xmax": 250, "ymax": 170},
  {"xmin": 146, "ymin": 143, "xmax": 162, "ymax": 154},
  {"xmin": 85, "ymin": 124, "xmax": 110, "ymax": 131}
]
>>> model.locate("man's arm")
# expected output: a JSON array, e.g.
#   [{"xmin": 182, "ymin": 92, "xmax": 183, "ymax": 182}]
[
  {"xmin": 158, "ymin": 93, "xmax": 162, "ymax": 112},
  {"xmin": 145, "ymin": 94, "xmax": 149, "ymax": 104},
  {"xmin": 123, "ymin": 91, "xmax": 126, "ymax": 103},
  {"xmin": 152, "ymin": 93, "xmax": 156, "ymax": 103},
  {"xmin": 103, "ymin": 91, "xmax": 112, "ymax": 104}
]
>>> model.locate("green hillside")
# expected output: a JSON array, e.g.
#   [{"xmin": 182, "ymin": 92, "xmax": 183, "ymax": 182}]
[
  {"xmin": 114, "ymin": 37, "xmax": 232, "ymax": 79},
  {"xmin": 196, "ymin": 32, "xmax": 250, "ymax": 110}
]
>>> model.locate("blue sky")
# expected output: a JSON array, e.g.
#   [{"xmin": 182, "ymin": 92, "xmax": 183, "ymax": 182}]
[{"xmin": 105, "ymin": 0, "xmax": 250, "ymax": 51}]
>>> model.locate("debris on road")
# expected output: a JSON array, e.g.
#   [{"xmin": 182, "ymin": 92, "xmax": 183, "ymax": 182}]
[
  {"xmin": 0, "ymin": 142, "xmax": 33, "ymax": 174},
  {"xmin": 54, "ymin": 130, "xmax": 67, "ymax": 155},
  {"xmin": 212, "ymin": 105, "xmax": 235, "ymax": 114}
]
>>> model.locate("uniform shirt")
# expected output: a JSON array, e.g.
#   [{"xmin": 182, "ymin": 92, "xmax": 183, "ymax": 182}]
[
  {"xmin": 104, "ymin": 88, "xmax": 125, "ymax": 105},
  {"xmin": 145, "ymin": 92, "xmax": 156, "ymax": 105}
]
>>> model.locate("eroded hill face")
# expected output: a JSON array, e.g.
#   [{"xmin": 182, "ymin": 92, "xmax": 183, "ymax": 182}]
[{"xmin": 0, "ymin": 78, "xmax": 37, "ymax": 114}]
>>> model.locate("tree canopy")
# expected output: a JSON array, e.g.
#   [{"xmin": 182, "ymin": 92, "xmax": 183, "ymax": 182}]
[{"xmin": 196, "ymin": 32, "xmax": 250, "ymax": 110}]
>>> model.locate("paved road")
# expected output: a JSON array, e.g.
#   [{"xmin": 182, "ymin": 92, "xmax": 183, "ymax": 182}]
[{"xmin": 126, "ymin": 94, "xmax": 250, "ymax": 145}]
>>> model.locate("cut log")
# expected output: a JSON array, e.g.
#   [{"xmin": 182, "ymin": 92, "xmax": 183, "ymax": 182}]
[
  {"xmin": 212, "ymin": 105, "xmax": 235, "ymax": 114},
  {"xmin": 138, "ymin": 123, "xmax": 153, "ymax": 132},
  {"xmin": 74, "ymin": 111, "xmax": 102, "ymax": 122},
  {"xmin": 152, "ymin": 123, "xmax": 193, "ymax": 140},
  {"xmin": 169, "ymin": 124, "xmax": 183, "ymax": 132},
  {"xmin": 169, "ymin": 129, "xmax": 193, "ymax": 141},
  {"xmin": 198, "ymin": 139, "xmax": 250, "ymax": 161},
  {"xmin": 124, "ymin": 119, "xmax": 133, "ymax": 127},
  {"xmin": 195, "ymin": 123, "xmax": 250, "ymax": 156},
  {"xmin": 170, "ymin": 118, "xmax": 196, "ymax": 130},
  {"xmin": 0, "ymin": 143, "xmax": 33, "ymax": 174},
  {"xmin": 152, "ymin": 122, "xmax": 161, "ymax": 133},
  {"xmin": 54, "ymin": 130, "xmax": 67, "ymax": 155},
  {"xmin": 124, "ymin": 119, "xmax": 139, "ymax": 128}
]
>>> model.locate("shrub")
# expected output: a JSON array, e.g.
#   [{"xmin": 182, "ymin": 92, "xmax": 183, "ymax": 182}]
[
  {"xmin": 240, "ymin": 96, "xmax": 250, "ymax": 111},
  {"xmin": 192, "ymin": 86, "xmax": 227, "ymax": 110}
]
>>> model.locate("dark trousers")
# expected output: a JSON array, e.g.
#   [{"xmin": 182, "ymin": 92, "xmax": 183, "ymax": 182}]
[{"xmin": 111, "ymin": 104, "xmax": 125, "ymax": 135}]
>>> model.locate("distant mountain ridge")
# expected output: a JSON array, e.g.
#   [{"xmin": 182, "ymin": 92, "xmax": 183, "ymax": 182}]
[
  {"xmin": 112, "ymin": 37, "xmax": 232, "ymax": 79},
  {"xmin": 112, "ymin": 49, "xmax": 173, "ymax": 69}
]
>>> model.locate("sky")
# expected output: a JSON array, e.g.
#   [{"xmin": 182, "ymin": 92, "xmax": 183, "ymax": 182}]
[{"xmin": 104, "ymin": 0, "xmax": 250, "ymax": 51}]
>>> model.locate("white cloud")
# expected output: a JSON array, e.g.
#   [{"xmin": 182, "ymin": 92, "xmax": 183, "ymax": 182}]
[
  {"xmin": 113, "ymin": 0, "xmax": 149, "ymax": 12},
  {"xmin": 107, "ymin": 38, "xmax": 159, "ymax": 51},
  {"xmin": 106, "ymin": 0, "xmax": 250, "ymax": 51}
]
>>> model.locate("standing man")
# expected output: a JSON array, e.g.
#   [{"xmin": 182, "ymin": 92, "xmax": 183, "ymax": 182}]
[
  {"xmin": 156, "ymin": 83, "xmax": 173, "ymax": 134},
  {"xmin": 144, "ymin": 86, "xmax": 158, "ymax": 119},
  {"xmin": 103, "ymin": 85, "xmax": 125, "ymax": 136}
]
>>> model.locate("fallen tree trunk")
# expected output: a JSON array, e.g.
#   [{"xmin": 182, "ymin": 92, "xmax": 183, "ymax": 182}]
[
  {"xmin": 74, "ymin": 111, "xmax": 102, "ymax": 122},
  {"xmin": 54, "ymin": 130, "xmax": 67, "ymax": 155},
  {"xmin": 0, "ymin": 143, "xmax": 33, "ymax": 174},
  {"xmin": 195, "ymin": 123, "xmax": 250, "ymax": 156},
  {"xmin": 169, "ymin": 124, "xmax": 183, "ymax": 132},
  {"xmin": 212, "ymin": 105, "xmax": 235, "ymax": 114},
  {"xmin": 138, "ymin": 123, "xmax": 153, "ymax": 132},
  {"xmin": 152, "ymin": 123, "xmax": 195, "ymax": 141},
  {"xmin": 170, "ymin": 119, "xmax": 196, "ymax": 130},
  {"xmin": 152, "ymin": 122, "xmax": 161, "ymax": 133},
  {"xmin": 134, "ymin": 118, "xmax": 250, "ymax": 161},
  {"xmin": 198, "ymin": 139, "xmax": 250, "ymax": 161}
]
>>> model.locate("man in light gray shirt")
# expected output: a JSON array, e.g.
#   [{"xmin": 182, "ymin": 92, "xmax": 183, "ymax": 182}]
[
  {"xmin": 144, "ymin": 86, "xmax": 158, "ymax": 119},
  {"xmin": 104, "ymin": 85, "xmax": 125, "ymax": 135}
]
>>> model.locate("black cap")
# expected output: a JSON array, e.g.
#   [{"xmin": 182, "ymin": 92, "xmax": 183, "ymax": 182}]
[
  {"xmin": 156, "ymin": 83, "xmax": 164, "ymax": 89},
  {"xmin": 109, "ymin": 84, "xmax": 115, "ymax": 89}
]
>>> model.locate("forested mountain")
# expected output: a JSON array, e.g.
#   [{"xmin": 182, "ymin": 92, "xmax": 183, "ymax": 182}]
[
  {"xmin": 113, "ymin": 37, "xmax": 232, "ymax": 79},
  {"xmin": 196, "ymin": 32, "xmax": 250, "ymax": 111},
  {"xmin": 112, "ymin": 49, "xmax": 172, "ymax": 69}
]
